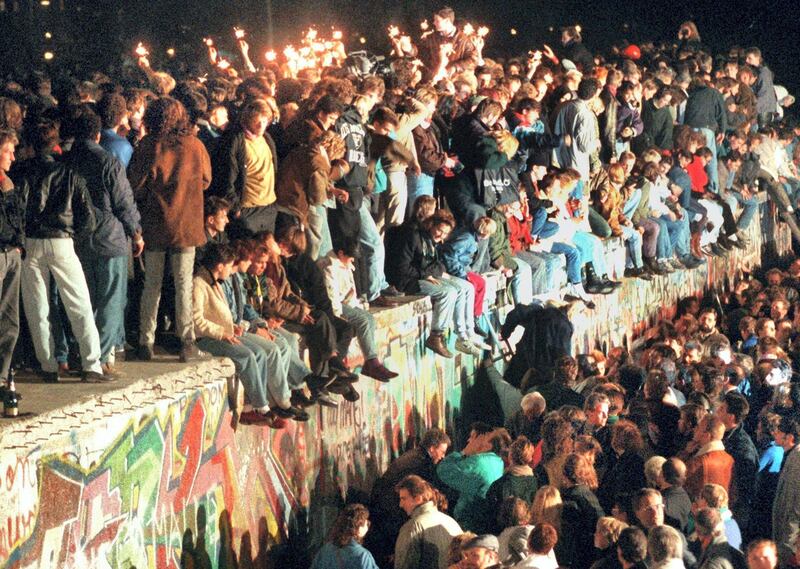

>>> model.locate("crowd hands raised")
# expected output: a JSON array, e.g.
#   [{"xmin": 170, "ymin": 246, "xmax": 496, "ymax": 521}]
[
  {"xmin": 317, "ymin": 268, "xmax": 800, "ymax": 569},
  {"xmin": 0, "ymin": 0, "xmax": 797, "ymax": 541}
]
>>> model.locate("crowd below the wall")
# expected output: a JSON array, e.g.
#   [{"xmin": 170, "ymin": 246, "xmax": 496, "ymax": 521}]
[{"xmin": 0, "ymin": 5, "xmax": 798, "ymax": 568}]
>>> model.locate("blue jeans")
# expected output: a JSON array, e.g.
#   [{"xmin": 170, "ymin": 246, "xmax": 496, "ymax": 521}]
[
  {"xmin": 516, "ymin": 252, "xmax": 550, "ymax": 296},
  {"xmin": 418, "ymin": 278, "xmax": 458, "ymax": 334},
  {"xmin": 620, "ymin": 225, "xmax": 643, "ymax": 268},
  {"xmin": 550, "ymin": 241, "xmax": 582, "ymax": 284},
  {"xmin": 80, "ymin": 254, "xmax": 128, "ymax": 363},
  {"xmin": 658, "ymin": 213, "xmax": 690, "ymax": 258},
  {"xmin": 306, "ymin": 204, "xmax": 332, "ymax": 260},
  {"xmin": 510, "ymin": 256, "xmax": 535, "ymax": 303},
  {"xmin": 727, "ymin": 191, "xmax": 759, "ymax": 230},
  {"xmin": 573, "ymin": 231, "xmax": 608, "ymax": 275},
  {"xmin": 531, "ymin": 209, "xmax": 559, "ymax": 239},
  {"xmin": 406, "ymin": 172, "xmax": 435, "ymax": 220},
  {"xmin": 197, "ymin": 334, "xmax": 274, "ymax": 409},
  {"xmin": 359, "ymin": 200, "xmax": 389, "ymax": 301},
  {"xmin": 622, "ymin": 188, "xmax": 642, "ymax": 220},
  {"xmin": 696, "ymin": 127, "xmax": 719, "ymax": 193},
  {"xmin": 342, "ymin": 304, "xmax": 378, "ymax": 360}
]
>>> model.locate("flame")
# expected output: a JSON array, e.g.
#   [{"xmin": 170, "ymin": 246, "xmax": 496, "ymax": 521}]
[
  {"xmin": 332, "ymin": 30, "xmax": 342, "ymax": 40},
  {"xmin": 305, "ymin": 28, "xmax": 318, "ymax": 40},
  {"xmin": 234, "ymin": 27, "xmax": 245, "ymax": 40},
  {"xmin": 217, "ymin": 59, "xmax": 231, "ymax": 70},
  {"xmin": 463, "ymin": 23, "xmax": 474, "ymax": 36},
  {"xmin": 420, "ymin": 19, "xmax": 429, "ymax": 31},
  {"xmin": 388, "ymin": 25, "xmax": 400, "ymax": 38},
  {"xmin": 203, "ymin": 37, "xmax": 214, "ymax": 47},
  {"xmin": 265, "ymin": 50, "xmax": 277, "ymax": 61},
  {"xmin": 134, "ymin": 42, "xmax": 149, "ymax": 57},
  {"xmin": 477, "ymin": 26, "xmax": 489, "ymax": 37}
]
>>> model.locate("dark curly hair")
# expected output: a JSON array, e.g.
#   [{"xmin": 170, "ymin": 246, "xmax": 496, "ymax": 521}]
[
  {"xmin": 328, "ymin": 504, "xmax": 370, "ymax": 547},
  {"xmin": 143, "ymin": 96, "xmax": 192, "ymax": 143}
]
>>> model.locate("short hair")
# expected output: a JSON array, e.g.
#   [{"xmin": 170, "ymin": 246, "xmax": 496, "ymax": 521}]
[
  {"xmin": 617, "ymin": 527, "xmax": 648, "ymax": 564},
  {"xmin": 395, "ymin": 474, "xmax": 434, "ymax": 501},
  {"xmin": 97, "ymin": 93, "xmax": 129, "ymax": 129},
  {"xmin": 700, "ymin": 483, "xmax": 728, "ymax": 509},
  {"xmin": 644, "ymin": 456, "xmax": 667, "ymax": 488},
  {"xmin": 372, "ymin": 106, "xmax": 399, "ymax": 128},
  {"xmin": 577, "ymin": 78, "xmax": 600, "ymax": 101},
  {"xmin": 584, "ymin": 392, "xmax": 610, "ymax": 413},
  {"xmin": 314, "ymin": 94, "xmax": 344, "ymax": 116},
  {"xmin": 421, "ymin": 427, "xmax": 451, "ymax": 451},
  {"xmin": 474, "ymin": 216, "xmax": 497, "ymax": 238},
  {"xmin": 694, "ymin": 507, "xmax": 722, "ymax": 538},
  {"xmin": 778, "ymin": 415, "xmax": 800, "ymax": 440},
  {"xmin": 30, "ymin": 120, "xmax": 60, "ymax": 154},
  {"xmin": 647, "ymin": 525, "xmax": 683, "ymax": 563},
  {"xmin": 200, "ymin": 242, "xmax": 236, "ymax": 270},
  {"xmin": 662, "ymin": 458, "xmax": 687, "ymax": 486},
  {"xmin": 528, "ymin": 523, "xmax": 558, "ymax": 554},
  {"xmin": 596, "ymin": 516, "xmax": 628, "ymax": 545},
  {"xmin": 510, "ymin": 436, "xmax": 535, "ymax": 466},
  {"xmin": 239, "ymin": 97, "xmax": 273, "ymax": 128},
  {"xmin": 204, "ymin": 196, "xmax": 231, "ymax": 218},
  {"xmin": 611, "ymin": 419, "xmax": 644, "ymax": 454},
  {"xmin": 0, "ymin": 128, "xmax": 18, "ymax": 147},
  {"xmin": 498, "ymin": 496, "xmax": 531, "ymax": 528},
  {"xmin": 434, "ymin": 6, "xmax": 455, "ymax": 22},
  {"xmin": 747, "ymin": 539, "xmax": 777, "ymax": 558},
  {"xmin": 700, "ymin": 415, "xmax": 726, "ymax": 440},
  {"xmin": 721, "ymin": 392, "xmax": 749, "ymax": 424},
  {"xmin": 633, "ymin": 488, "xmax": 662, "ymax": 512}
]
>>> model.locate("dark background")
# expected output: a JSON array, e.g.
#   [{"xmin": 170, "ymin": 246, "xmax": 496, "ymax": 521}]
[{"xmin": 1, "ymin": 0, "xmax": 798, "ymax": 94}]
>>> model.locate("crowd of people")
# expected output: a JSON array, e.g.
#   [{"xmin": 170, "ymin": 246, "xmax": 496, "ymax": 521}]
[{"xmin": 0, "ymin": 4, "xmax": 798, "ymax": 566}]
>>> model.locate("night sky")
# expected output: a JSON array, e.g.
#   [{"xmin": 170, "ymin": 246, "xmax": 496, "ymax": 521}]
[{"xmin": 1, "ymin": 0, "xmax": 798, "ymax": 95}]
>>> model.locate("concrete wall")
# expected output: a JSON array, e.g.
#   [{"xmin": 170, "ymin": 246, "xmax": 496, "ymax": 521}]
[{"xmin": 0, "ymin": 201, "xmax": 791, "ymax": 569}]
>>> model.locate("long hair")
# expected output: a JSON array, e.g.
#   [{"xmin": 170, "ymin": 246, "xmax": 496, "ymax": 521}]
[
  {"xmin": 530, "ymin": 485, "xmax": 563, "ymax": 532},
  {"xmin": 143, "ymin": 96, "xmax": 192, "ymax": 143},
  {"xmin": 328, "ymin": 504, "xmax": 370, "ymax": 547},
  {"xmin": 563, "ymin": 452, "xmax": 599, "ymax": 490}
]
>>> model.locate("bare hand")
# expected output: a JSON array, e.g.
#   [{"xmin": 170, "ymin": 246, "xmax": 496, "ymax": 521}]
[
  {"xmin": 301, "ymin": 313, "xmax": 316, "ymax": 325},
  {"xmin": 132, "ymin": 238, "xmax": 145, "ymax": 258},
  {"xmin": 542, "ymin": 44, "xmax": 556, "ymax": 61},
  {"xmin": 223, "ymin": 334, "xmax": 241, "ymax": 345},
  {"xmin": 255, "ymin": 327, "xmax": 275, "ymax": 341}
]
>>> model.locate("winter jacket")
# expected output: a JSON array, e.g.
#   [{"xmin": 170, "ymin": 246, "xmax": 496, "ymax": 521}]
[
  {"xmin": 394, "ymin": 501, "xmax": 462, "ymax": 569},
  {"xmin": 209, "ymin": 125, "xmax": 278, "ymax": 212},
  {"xmin": 773, "ymin": 444, "xmax": 800, "ymax": 565},
  {"xmin": 416, "ymin": 29, "xmax": 479, "ymax": 78},
  {"xmin": 437, "ymin": 450, "xmax": 505, "ymax": 533},
  {"xmin": 192, "ymin": 269, "xmax": 235, "ymax": 341},
  {"xmin": 554, "ymin": 99, "xmax": 600, "ymax": 180},
  {"xmin": 487, "ymin": 208, "xmax": 518, "ymax": 271},
  {"xmin": 64, "ymin": 139, "xmax": 141, "ymax": 257},
  {"xmin": 752, "ymin": 65, "xmax": 777, "ymax": 114},
  {"xmin": 684, "ymin": 85, "xmax": 728, "ymax": 134},
  {"xmin": 413, "ymin": 123, "xmax": 447, "ymax": 176},
  {"xmin": 0, "ymin": 185, "xmax": 24, "ymax": 249},
  {"xmin": 335, "ymin": 107, "xmax": 370, "ymax": 191},
  {"xmin": 439, "ymin": 226, "xmax": 479, "ymax": 279},
  {"xmin": 18, "ymin": 154, "xmax": 96, "ymax": 239},
  {"xmin": 385, "ymin": 222, "xmax": 445, "ymax": 294},
  {"xmin": 722, "ymin": 424, "xmax": 758, "ymax": 524},
  {"xmin": 697, "ymin": 535, "xmax": 746, "ymax": 569},
  {"xmin": 641, "ymin": 99, "xmax": 674, "ymax": 150},
  {"xmin": 222, "ymin": 272, "xmax": 265, "ymax": 332},
  {"xmin": 128, "ymin": 134, "xmax": 210, "ymax": 248},
  {"xmin": 275, "ymin": 144, "xmax": 332, "ymax": 224},
  {"xmin": 685, "ymin": 442, "xmax": 734, "ymax": 499}
]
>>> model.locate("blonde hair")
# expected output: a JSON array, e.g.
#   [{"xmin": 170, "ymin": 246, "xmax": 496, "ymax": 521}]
[
  {"xmin": 352, "ymin": 94, "xmax": 372, "ymax": 122},
  {"xmin": 531, "ymin": 485, "xmax": 563, "ymax": 532},
  {"xmin": 597, "ymin": 516, "xmax": 629, "ymax": 544}
]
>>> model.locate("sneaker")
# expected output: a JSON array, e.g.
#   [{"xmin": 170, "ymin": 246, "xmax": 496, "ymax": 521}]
[
  {"xmin": 470, "ymin": 336, "xmax": 492, "ymax": 351},
  {"xmin": 82, "ymin": 370, "xmax": 116, "ymax": 383},
  {"xmin": 425, "ymin": 334, "xmax": 453, "ymax": 358},
  {"xmin": 313, "ymin": 390, "xmax": 339, "ymax": 408},
  {"xmin": 101, "ymin": 363, "xmax": 124, "ymax": 379},
  {"xmin": 137, "ymin": 344, "xmax": 154, "ymax": 361},
  {"xmin": 455, "ymin": 337, "xmax": 483, "ymax": 356},
  {"xmin": 361, "ymin": 358, "xmax": 398, "ymax": 382},
  {"xmin": 273, "ymin": 405, "xmax": 310, "ymax": 421},
  {"xmin": 179, "ymin": 341, "xmax": 201, "ymax": 363}
]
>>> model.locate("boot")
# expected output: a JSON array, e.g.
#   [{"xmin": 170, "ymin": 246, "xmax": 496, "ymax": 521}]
[
  {"xmin": 425, "ymin": 333, "xmax": 453, "ymax": 358},
  {"xmin": 690, "ymin": 232, "xmax": 703, "ymax": 259},
  {"xmin": 584, "ymin": 263, "xmax": 614, "ymax": 294},
  {"xmin": 644, "ymin": 257, "xmax": 665, "ymax": 276}
]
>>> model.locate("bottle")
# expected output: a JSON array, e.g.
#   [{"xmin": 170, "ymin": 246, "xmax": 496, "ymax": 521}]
[{"xmin": 4, "ymin": 369, "xmax": 20, "ymax": 418}]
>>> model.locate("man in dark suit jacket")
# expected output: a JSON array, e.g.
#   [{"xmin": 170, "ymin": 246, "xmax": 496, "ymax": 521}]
[
  {"xmin": 719, "ymin": 392, "xmax": 759, "ymax": 533},
  {"xmin": 695, "ymin": 508, "xmax": 747, "ymax": 569}
]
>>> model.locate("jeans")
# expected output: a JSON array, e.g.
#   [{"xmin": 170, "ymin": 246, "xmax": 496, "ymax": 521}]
[
  {"xmin": 551, "ymin": 241, "xmax": 582, "ymax": 283},
  {"xmin": 620, "ymin": 225, "xmax": 644, "ymax": 268},
  {"xmin": 406, "ymin": 172, "xmax": 435, "ymax": 219},
  {"xmin": 378, "ymin": 170, "xmax": 408, "ymax": 234},
  {"xmin": 358, "ymin": 200, "xmax": 389, "ymax": 301},
  {"xmin": 271, "ymin": 327, "xmax": 311, "ymax": 388},
  {"xmin": 509, "ymin": 256, "xmax": 534, "ymax": 304},
  {"xmin": 589, "ymin": 208, "xmax": 612, "ymax": 238},
  {"xmin": 237, "ymin": 331, "xmax": 294, "ymax": 408},
  {"xmin": 306, "ymin": 204, "xmax": 332, "ymax": 260},
  {"xmin": 197, "ymin": 333, "xmax": 277, "ymax": 410},
  {"xmin": 418, "ymin": 278, "xmax": 458, "ymax": 334},
  {"xmin": 636, "ymin": 218, "xmax": 660, "ymax": 258},
  {"xmin": 622, "ymin": 188, "xmax": 642, "ymax": 220},
  {"xmin": 0, "ymin": 249, "xmax": 21, "ymax": 379},
  {"xmin": 342, "ymin": 304, "xmax": 378, "ymax": 360},
  {"xmin": 531, "ymin": 208, "xmax": 559, "ymax": 239},
  {"xmin": 658, "ymin": 213, "xmax": 691, "ymax": 258},
  {"xmin": 80, "ymin": 254, "xmax": 128, "ymax": 363},
  {"xmin": 139, "ymin": 248, "xmax": 195, "ymax": 347},
  {"xmin": 727, "ymin": 191, "xmax": 759, "ymax": 230},
  {"xmin": 573, "ymin": 231, "xmax": 608, "ymax": 275},
  {"xmin": 696, "ymin": 127, "xmax": 719, "ymax": 193},
  {"xmin": 22, "ymin": 238, "xmax": 102, "ymax": 374}
]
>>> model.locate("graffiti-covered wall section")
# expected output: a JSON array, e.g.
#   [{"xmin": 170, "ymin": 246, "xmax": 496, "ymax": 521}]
[
  {"xmin": 0, "ymin": 200, "xmax": 791, "ymax": 569},
  {"xmin": 0, "ymin": 297, "xmax": 480, "ymax": 569}
]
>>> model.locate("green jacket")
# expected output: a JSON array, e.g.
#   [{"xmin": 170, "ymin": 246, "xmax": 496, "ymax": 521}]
[
  {"xmin": 437, "ymin": 451, "xmax": 504, "ymax": 533},
  {"xmin": 487, "ymin": 208, "xmax": 518, "ymax": 271}
]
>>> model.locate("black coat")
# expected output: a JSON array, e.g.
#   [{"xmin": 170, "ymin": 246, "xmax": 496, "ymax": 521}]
[
  {"xmin": 561, "ymin": 484, "xmax": 605, "ymax": 569},
  {"xmin": 385, "ymin": 222, "xmax": 445, "ymax": 294},
  {"xmin": 663, "ymin": 484, "xmax": 693, "ymax": 533},
  {"xmin": 723, "ymin": 424, "xmax": 759, "ymax": 527},
  {"xmin": 598, "ymin": 450, "xmax": 646, "ymax": 514}
]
